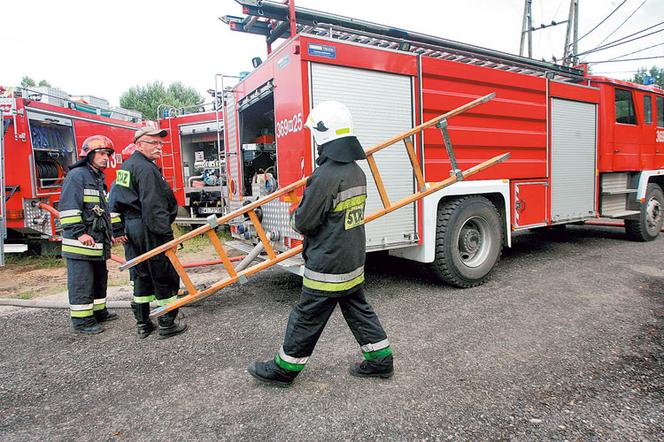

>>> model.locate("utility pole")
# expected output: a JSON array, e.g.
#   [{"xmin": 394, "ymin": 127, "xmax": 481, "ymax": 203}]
[
  {"xmin": 519, "ymin": 0, "xmax": 533, "ymax": 58},
  {"xmin": 563, "ymin": 0, "xmax": 579, "ymax": 66}
]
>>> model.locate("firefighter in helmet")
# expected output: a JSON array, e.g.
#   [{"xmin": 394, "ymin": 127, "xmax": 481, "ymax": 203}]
[
  {"xmin": 108, "ymin": 128, "xmax": 186, "ymax": 339},
  {"xmin": 59, "ymin": 135, "xmax": 121, "ymax": 334},
  {"xmin": 248, "ymin": 101, "xmax": 394, "ymax": 386}
]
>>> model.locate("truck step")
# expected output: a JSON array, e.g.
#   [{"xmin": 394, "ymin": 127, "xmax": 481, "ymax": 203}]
[
  {"xmin": 603, "ymin": 210, "xmax": 640, "ymax": 218},
  {"xmin": 226, "ymin": 240, "xmax": 304, "ymax": 276},
  {"xmin": 601, "ymin": 189, "xmax": 637, "ymax": 195},
  {"xmin": 2, "ymin": 244, "xmax": 29, "ymax": 253}
]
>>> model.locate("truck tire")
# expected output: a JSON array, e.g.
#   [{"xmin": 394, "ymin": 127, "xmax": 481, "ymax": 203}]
[
  {"xmin": 428, "ymin": 196, "xmax": 503, "ymax": 288},
  {"xmin": 625, "ymin": 183, "xmax": 663, "ymax": 242}
]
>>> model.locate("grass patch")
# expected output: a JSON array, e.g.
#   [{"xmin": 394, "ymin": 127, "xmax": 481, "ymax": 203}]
[
  {"xmin": 172, "ymin": 224, "xmax": 230, "ymax": 254},
  {"xmin": 17, "ymin": 292, "xmax": 33, "ymax": 300},
  {"xmin": 4, "ymin": 254, "xmax": 64, "ymax": 269}
]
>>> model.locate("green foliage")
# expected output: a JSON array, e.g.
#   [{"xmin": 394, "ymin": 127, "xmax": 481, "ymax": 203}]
[
  {"xmin": 119, "ymin": 81, "xmax": 204, "ymax": 120},
  {"xmin": 632, "ymin": 66, "xmax": 664, "ymax": 88},
  {"xmin": 20, "ymin": 76, "xmax": 36, "ymax": 87},
  {"xmin": 21, "ymin": 76, "xmax": 52, "ymax": 88}
]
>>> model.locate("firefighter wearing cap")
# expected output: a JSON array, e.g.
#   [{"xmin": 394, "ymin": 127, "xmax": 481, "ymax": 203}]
[
  {"xmin": 248, "ymin": 101, "xmax": 393, "ymax": 387},
  {"xmin": 59, "ymin": 135, "xmax": 120, "ymax": 334},
  {"xmin": 108, "ymin": 128, "xmax": 186, "ymax": 339}
]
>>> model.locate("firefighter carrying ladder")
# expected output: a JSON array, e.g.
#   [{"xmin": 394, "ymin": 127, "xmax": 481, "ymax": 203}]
[{"xmin": 119, "ymin": 93, "xmax": 510, "ymax": 318}]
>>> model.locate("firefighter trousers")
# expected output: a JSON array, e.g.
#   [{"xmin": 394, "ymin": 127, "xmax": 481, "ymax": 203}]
[
  {"xmin": 66, "ymin": 258, "xmax": 109, "ymax": 328},
  {"xmin": 123, "ymin": 218, "xmax": 180, "ymax": 307},
  {"xmin": 276, "ymin": 287, "xmax": 392, "ymax": 372}
]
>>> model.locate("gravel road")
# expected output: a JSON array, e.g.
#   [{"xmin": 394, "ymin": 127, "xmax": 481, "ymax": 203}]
[{"xmin": 1, "ymin": 224, "xmax": 662, "ymax": 440}]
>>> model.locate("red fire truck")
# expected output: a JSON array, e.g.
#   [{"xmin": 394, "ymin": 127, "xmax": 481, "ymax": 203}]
[
  {"xmin": 0, "ymin": 87, "xmax": 144, "ymax": 254},
  {"xmin": 157, "ymin": 104, "xmax": 225, "ymax": 221},
  {"xmin": 214, "ymin": 1, "xmax": 664, "ymax": 287}
]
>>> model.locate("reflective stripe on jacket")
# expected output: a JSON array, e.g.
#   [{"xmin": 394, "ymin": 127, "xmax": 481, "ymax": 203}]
[
  {"xmin": 59, "ymin": 161, "xmax": 112, "ymax": 261},
  {"xmin": 293, "ymin": 151, "xmax": 367, "ymax": 296}
]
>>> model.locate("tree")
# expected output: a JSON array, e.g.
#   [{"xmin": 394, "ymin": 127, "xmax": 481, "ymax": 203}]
[
  {"xmin": 38, "ymin": 79, "xmax": 51, "ymax": 87},
  {"xmin": 632, "ymin": 66, "xmax": 664, "ymax": 88},
  {"xmin": 20, "ymin": 76, "xmax": 36, "ymax": 87},
  {"xmin": 119, "ymin": 81, "xmax": 204, "ymax": 120}
]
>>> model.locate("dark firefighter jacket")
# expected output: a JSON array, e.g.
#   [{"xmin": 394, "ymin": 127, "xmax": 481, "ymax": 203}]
[
  {"xmin": 59, "ymin": 159, "xmax": 113, "ymax": 260},
  {"xmin": 108, "ymin": 151, "xmax": 178, "ymax": 237},
  {"xmin": 292, "ymin": 136, "xmax": 368, "ymax": 296}
]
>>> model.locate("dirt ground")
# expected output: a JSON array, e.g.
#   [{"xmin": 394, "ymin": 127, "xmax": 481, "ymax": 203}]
[
  {"xmin": 0, "ymin": 224, "xmax": 662, "ymax": 441},
  {"xmin": 0, "ymin": 236, "xmax": 231, "ymax": 299}
]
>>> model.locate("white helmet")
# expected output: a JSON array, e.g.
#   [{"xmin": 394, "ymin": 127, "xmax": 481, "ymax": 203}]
[{"xmin": 305, "ymin": 101, "xmax": 354, "ymax": 146}]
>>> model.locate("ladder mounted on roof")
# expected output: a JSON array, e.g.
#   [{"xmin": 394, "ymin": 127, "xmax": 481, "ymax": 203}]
[
  {"xmin": 119, "ymin": 93, "xmax": 510, "ymax": 319},
  {"xmin": 221, "ymin": 0, "xmax": 584, "ymax": 80}
]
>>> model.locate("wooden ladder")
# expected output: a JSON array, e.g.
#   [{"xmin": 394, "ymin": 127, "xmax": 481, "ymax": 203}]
[{"xmin": 119, "ymin": 93, "xmax": 510, "ymax": 318}]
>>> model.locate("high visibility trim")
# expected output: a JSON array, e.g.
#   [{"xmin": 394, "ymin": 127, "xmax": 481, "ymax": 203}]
[
  {"xmin": 60, "ymin": 215, "xmax": 83, "ymax": 225},
  {"xmin": 156, "ymin": 295, "xmax": 178, "ymax": 306},
  {"xmin": 303, "ymin": 265, "xmax": 364, "ymax": 283},
  {"xmin": 111, "ymin": 217, "xmax": 121, "ymax": 224},
  {"xmin": 70, "ymin": 303, "xmax": 94, "ymax": 318},
  {"xmin": 361, "ymin": 338, "xmax": 390, "ymax": 353},
  {"xmin": 134, "ymin": 295, "xmax": 155, "ymax": 303},
  {"xmin": 274, "ymin": 347, "xmax": 308, "ymax": 372},
  {"xmin": 303, "ymin": 273, "xmax": 364, "ymax": 292},
  {"xmin": 59, "ymin": 209, "xmax": 81, "ymax": 218},
  {"xmin": 332, "ymin": 186, "xmax": 366, "ymax": 207},
  {"xmin": 92, "ymin": 298, "xmax": 106, "ymax": 311},
  {"xmin": 332, "ymin": 195, "xmax": 366, "ymax": 212},
  {"xmin": 363, "ymin": 346, "xmax": 393, "ymax": 361},
  {"xmin": 70, "ymin": 309, "xmax": 94, "ymax": 318},
  {"xmin": 83, "ymin": 195, "xmax": 101, "ymax": 203},
  {"xmin": 83, "ymin": 189, "xmax": 101, "ymax": 196},
  {"xmin": 62, "ymin": 245, "xmax": 104, "ymax": 257},
  {"xmin": 335, "ymin": 127, "xmax": 351, "ymax": 136},
  {"xmin": 62, "ymin": 238, "xmax": 103, "ymax": 250}
]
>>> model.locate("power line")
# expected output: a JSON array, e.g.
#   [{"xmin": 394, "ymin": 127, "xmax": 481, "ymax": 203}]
[
  {"xmin": 597, "ymin": 0, "xmax": 648, "ymax": 48},
  {"xmin": 575, "ymin": 0, "xmax": 628, "ymax": 44},
  {"xmin": 587, "ymin": 55, "xmax": 664, "ymax": 64},
  {"xmin": 608, "ymin": 42, "xmax": 664, "ymax": 61},
  {"xmin": 576, "ymin": 22, "xmax": 664, "ymax": 57}
]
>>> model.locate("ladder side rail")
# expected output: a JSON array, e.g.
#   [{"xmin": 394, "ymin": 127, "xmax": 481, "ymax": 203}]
[{"xmin": 0, "ymin": 109, "xmax": 6, "ymax": 266}]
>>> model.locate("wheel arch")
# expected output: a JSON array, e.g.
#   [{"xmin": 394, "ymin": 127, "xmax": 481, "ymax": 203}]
[{"xmin": 389, "ymin": 179, "xmax": 511, "ymax": 264}]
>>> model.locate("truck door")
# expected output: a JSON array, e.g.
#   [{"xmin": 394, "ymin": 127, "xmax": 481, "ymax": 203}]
[
  {"xmin": 224, "ymin": 91, "xmax": 242, "ymax": 205},
  {"xmin": 550, "ymin": 98, "xmax": 597, "ymax": 222},
  {"xmin": 309, "ymin": 63, "xmax": 417, "ymax": 250}
]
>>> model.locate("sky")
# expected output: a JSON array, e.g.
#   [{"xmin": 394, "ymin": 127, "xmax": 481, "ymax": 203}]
[{"xmin": 2, "ymin": 0, "xmax": 662, "ymax": 108}]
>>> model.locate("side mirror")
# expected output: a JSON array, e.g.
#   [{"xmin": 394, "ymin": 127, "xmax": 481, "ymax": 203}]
[{"xmin": 252, "ymin": 57, "xmax": 263, "ymax": 68}]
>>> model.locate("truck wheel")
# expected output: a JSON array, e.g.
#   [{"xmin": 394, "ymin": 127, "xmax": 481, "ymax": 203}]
[
  {"xmin": 625, "ymin": 183, "xmax": 663, "ymax": 242},
  {"xmin": 428, "ymin": 196, "xmax": 503, "ymax": 288}
]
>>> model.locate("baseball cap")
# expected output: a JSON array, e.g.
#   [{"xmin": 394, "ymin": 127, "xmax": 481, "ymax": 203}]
[{"xmin": 134, "ymin": 128, "xmax": 168, "ymax": 143}]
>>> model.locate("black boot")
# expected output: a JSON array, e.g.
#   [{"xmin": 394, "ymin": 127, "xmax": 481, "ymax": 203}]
[
  {"xmin": 248, "ymin": 360, "xmax": 299, "ymax": 387},
  {"xmin": 94, "ymin": 310, "xmax": 119, "ymax": 323},
  {"xmin": 130, "ymin": 302, "xmax": 155, "ymax": 339},
  {"xmin": 349, "ymin": 355, "xmax": 394, "ymax": 379},
  {"xmin": 157, "ymin": 309, "xmax": 187, "ymax": 339},
  {"xmin": 72, "ymin": 316, "xmax": 104, "ymax": 335}
]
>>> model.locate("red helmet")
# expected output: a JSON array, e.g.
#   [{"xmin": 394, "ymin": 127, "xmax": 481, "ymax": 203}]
[
  {"xmin": 121, "ymin": 143, "xmax": 136, "ymax": 160},
  {"xmin": 79, "ymin": 135, "xmax": 114, "ymax": 158}
]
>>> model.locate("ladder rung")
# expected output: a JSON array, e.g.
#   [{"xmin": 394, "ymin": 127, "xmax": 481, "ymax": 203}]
[
  {"xmin": 247, "ymin": 210, "xmax": 276, "ymax": 259},
  {"xmin": 365, "ymin": 154, "xmax": 391, "ymax": 209},
  {"xmin": 165, "ymin": 248, "xmax": 198, "ymax": 296},
  {"xmin": 206, "ymin": 230, "xmax": 237, "ymax": 277},
  {"xmin": 403, "ymin": 138, "xmax": 426, "ymax": 191}
]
